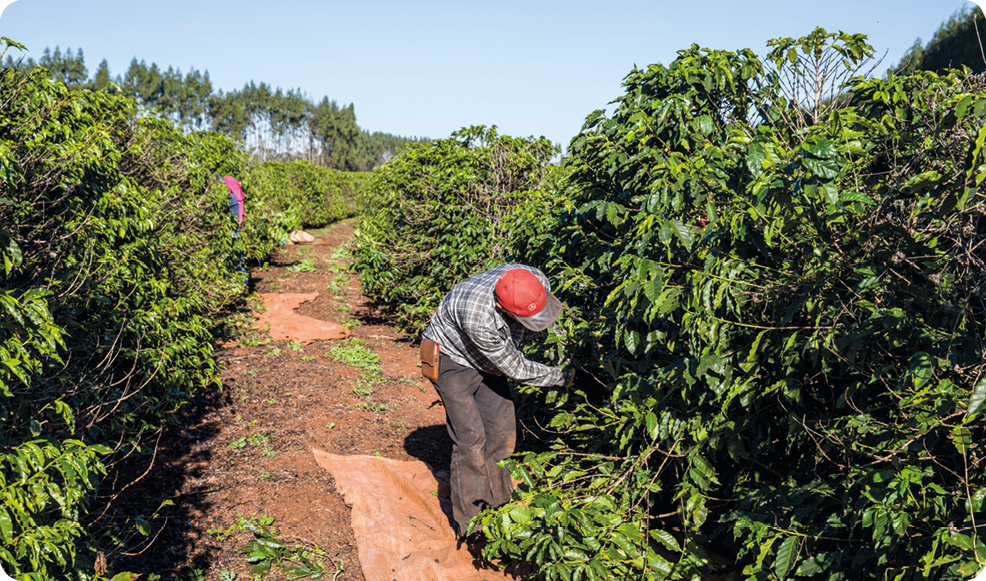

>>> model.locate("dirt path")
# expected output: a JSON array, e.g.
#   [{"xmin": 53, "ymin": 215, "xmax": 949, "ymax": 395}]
[{"xmin": 105, "ymin": 220, "xmax": 454, "ymax": 580}]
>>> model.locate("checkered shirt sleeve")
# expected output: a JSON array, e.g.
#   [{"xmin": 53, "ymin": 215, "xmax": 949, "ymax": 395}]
[{"xmin": 422, "ymin": 264, "xmax": 567, "ymax": 388}]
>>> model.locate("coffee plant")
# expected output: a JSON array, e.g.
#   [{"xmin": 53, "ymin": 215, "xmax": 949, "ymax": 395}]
[
  {"xmin": 240, "ymin": 160, "xmax": 365, "ymax": 260},
  {"xmin": 471, "ymin": 29, "xmax": 986, "ymax": 581},
  {"xmin": 353, "ymin": 125, "xmax": 558, "ymax": 333},
  {"xmin": 0, "ymin": 43, "xmax": 248, "ymax": 579},
  {"xmin": 351, "ymin": 29, "xmax": 986, "ymax": 580},
  {"xmin": 0, "ymin": 39, "xmax": 361, "ymax": 580}
]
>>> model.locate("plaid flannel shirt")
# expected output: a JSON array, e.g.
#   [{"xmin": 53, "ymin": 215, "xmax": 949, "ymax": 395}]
[{"xmin": 422, "ymin": 264, "xmax": 568, "ymax": 388}]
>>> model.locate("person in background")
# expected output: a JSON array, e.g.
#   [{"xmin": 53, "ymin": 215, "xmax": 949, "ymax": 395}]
[
  {"xmin": 220, "ymin": 175, "xmax": 247, "ymax": 288},
  {"xmin": 420, "ymin": 264, "xmax": 574, "ymax": 539}
]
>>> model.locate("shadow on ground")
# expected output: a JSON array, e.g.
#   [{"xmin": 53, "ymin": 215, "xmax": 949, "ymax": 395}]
[
  {"xmin": 93, "ymin": 382, "xmax": 230, "ymax": 579},
  {"xmin": 403, "ymin": 424, "xmax": 453, "ymax": 474}
]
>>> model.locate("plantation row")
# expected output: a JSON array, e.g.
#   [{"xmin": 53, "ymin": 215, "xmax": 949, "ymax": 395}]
[
  {"xmin": 354, "ymin": 30, "xmax": 986, "ymax": 580},
  {"xmin": 0, "ymin": 37, "xmax": 367, "ymax": 580}
]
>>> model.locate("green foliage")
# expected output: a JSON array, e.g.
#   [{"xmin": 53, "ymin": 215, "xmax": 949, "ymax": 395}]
[
  {"xmin": 0, "ymin": 38, "xmax": 277, "ymax": 580},
  {"xmin": 0, "ymin": 439, "xmax": 110, "ymax": 576},
  {"xmin": 287, "ymin": 257, "xmax": 319, "ymax": 273},
  {"xmin": 0, "ymin": 36, "xmax": 362, "ymax": 580},
  {"xmin": 481, "ymin": 28, "xmax": 986, "ymax": 580},
  {"xmin": 328, "ymin": 339, "xmax": 381, "ymax": 373},
  {"xmin": 241, "ymin": 160, "xmax": 365, "ymax": 258},
  {"xmin": 895, "ymin": 6, "xmax": 986, "ymax": 75},
  {"xmin": 228, "ymin": 433, "xmax": 276, "ymax": 457},
  {"xmin": 353, "ymin": 125, "xmax": 559, "ymax": 333},
  {"xmin": 232, "ymin": 516, "xmax": 343, "ymax": 580},
  {"xmin": 327, "ymin": 339, "xmax": 395, "ymax": 413},
  {"xmin": 355, "ymin": 401, "xmax": 394, "ymax": 414}
]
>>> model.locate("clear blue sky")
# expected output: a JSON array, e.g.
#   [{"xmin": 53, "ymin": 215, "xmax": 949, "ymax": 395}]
[{"xmin": 0, "ymin": 0, "xmax": 976, "ymax": 149}]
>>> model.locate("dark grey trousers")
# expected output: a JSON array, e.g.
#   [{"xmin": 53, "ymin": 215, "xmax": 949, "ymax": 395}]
[{"xmin": 431, "ymin": 354, "xmax": 516, "ymax": 537}]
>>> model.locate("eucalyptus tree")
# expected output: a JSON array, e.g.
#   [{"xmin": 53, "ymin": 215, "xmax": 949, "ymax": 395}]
[
  {"xmin": 6, "ymin": 43, "xmax": 424, "ymax": 169},
  {"xmin": 209, "ymin": 90, "xmax": 250, "ymax": 139},
  {"xmin": 895, "ymin": 5, "xmax": 986, "ymax": 74},
  {"xmin": 91, "ymin": 59, "xmax": 110, "ymax": 91},
  {"xmin": 38, "ymin": 46, "xmax": 88, "ymax": 89},
  {"xmin": 158, "ymin": 66, "xmax": 183, "ymax": 122},
  {"xmin": 120, "ymin": 58, "xmax": 163, "ymax": 111},
  {"xmin": 178, "ymin": 67, "xmax": 213, "ymax": 130}
]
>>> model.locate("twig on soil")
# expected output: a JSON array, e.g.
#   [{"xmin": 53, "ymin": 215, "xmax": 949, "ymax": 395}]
[
  {"xmin": 226, "ymin": 355, "xmax": 266, "ymax": 361},
  {"xmin": 279, "ymin": 532, "xmax": 348, "ymax": 580},
  {"xmin": 407, "ymin": 514, "xmax": 436, "ymax": 530},
  {"xmin": 164, "ymin": 486, "xmax": 224, "ymax": 499}
]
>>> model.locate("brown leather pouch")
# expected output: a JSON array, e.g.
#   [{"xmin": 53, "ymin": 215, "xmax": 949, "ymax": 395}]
[{"xmin": 420, "ymin": 338, "xmax": 439, "ymax": 380}]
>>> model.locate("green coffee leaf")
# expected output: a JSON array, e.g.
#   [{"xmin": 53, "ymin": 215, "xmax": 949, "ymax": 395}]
[
  {"xmin": 645, "ymin": 411, "xmax": 658, "ymax": 441},
  {"xmin": 649, "ymin": 529, "xmax": 681, "ymax": 552},
  {"xmin": 970, "ymin": 488, "xmax": 986, "ymax": 513},
  {"xmin": 773, "ymin": 535, "xmax": 799, "ymax": 580},
  {"xmin": 806, "ymin": 139, "xmax": 837, "ymax": 159},
  {"xmin": 802, "ymin": 157, "xmax": 839, "ymax": 179},
  {"xmin": 747, "ymin": 143, "xmax": 766, "ymax": 177},
  {"xmin": 0, "ymin": 507, "xmax": 13, "ymax": 541},
  {"xmin": 967, "ymin": 377, "xmax": 986, "ymax": 420},
  {"xmin": 955, "ymin": 95, "xmax": 975, "ymax": 120}
]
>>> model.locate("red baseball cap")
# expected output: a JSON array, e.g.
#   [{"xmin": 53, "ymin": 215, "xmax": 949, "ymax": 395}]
[{"xmin": 494, "ymin": 268, "xmax": 562, "ymax": 331}]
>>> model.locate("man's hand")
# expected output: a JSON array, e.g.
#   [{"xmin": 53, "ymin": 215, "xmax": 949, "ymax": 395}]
[{"xmin": 562, "ymin": 360, "xmax": 579, "ymax": 388}]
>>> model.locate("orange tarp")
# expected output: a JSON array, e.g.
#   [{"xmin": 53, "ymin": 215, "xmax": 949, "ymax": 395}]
[
  {"xmin": 312, "ymin": 450, "xmax": 522, "ymax": 581},
  {"xmin": 253, "ymin": 293, "xmax": 349, "ymax": 344}
]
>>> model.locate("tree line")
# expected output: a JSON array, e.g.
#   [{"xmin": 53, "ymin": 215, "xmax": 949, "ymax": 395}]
[
  {"xmin": 894, "ymin": 4, "xmax": 986, "ymax": 74},
  {"xmin": 3, "ymin": 46, "xmax": 425, "ymax": 170}
]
